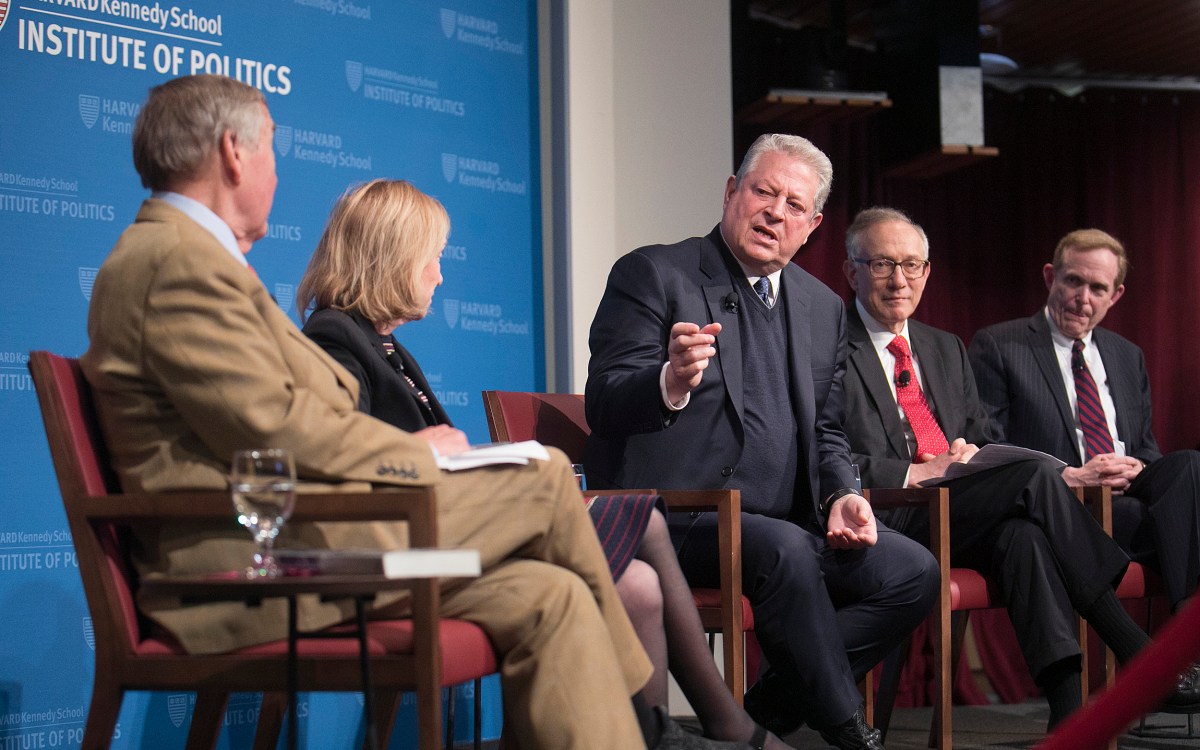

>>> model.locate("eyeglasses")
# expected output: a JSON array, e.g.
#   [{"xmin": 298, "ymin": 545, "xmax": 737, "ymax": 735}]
[{"xmin": 852, "ymin": 257, "xmax": 930, "ymax": 280}]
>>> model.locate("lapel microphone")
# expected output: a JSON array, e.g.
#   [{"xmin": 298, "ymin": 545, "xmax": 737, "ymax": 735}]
[
  {"xmin": 723, "ymin": 292, "xmax": 739, "ymax": 314},
  {"xmin": 896, "ymin": 370, "xmax": 912, "ymax": 388}
]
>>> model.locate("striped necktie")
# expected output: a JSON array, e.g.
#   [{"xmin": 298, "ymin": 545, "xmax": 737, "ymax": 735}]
[{"xmin": 1072, "ymin": 339, "xmax": 1115, "ymax": 460}]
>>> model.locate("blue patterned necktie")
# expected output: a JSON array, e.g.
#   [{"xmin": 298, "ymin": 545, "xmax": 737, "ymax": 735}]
[{"xmin": 753, "ymin": 276, "xmax": 771, "ymax": 306}]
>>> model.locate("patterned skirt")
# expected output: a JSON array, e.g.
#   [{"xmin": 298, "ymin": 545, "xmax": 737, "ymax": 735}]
[{"xmin": 585, "ymin": 493, "xmax": 663, "ymax": 581}]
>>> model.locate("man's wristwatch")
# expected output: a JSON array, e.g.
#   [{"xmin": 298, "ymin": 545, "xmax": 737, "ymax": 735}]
[{"xmin": 819, "ymin": 487, "xmax": 860, "ymax": 519}]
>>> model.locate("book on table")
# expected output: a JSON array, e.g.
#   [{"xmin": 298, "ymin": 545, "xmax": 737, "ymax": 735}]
[{"xmin": 276, "ymin": 548, "xmax": 481, "ymax": 578}]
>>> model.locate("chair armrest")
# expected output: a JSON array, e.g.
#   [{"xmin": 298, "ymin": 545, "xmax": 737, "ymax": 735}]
[
  {"xmin": 865, "ymin": 486, "xmax": 945, "ymax": 511},
  {"xmin": 1073, "ymin": 485, "xmax": 1113, "ymax": 534},
  {"xmin": 864, "ymin": 486, "xmax": 950, "ymax": 573}
]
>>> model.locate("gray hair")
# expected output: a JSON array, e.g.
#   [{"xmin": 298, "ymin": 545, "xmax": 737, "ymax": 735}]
[
  {"xmin": 845, "ymin": 206, "xmax": 930, "ymax": 260},
  {"xmin": 736, "ymin": 134, "xmax": 834, "ymax": 214},
  {"xmin": 132, "ymin": 74, "xmax": 266, "ymax": 191}
]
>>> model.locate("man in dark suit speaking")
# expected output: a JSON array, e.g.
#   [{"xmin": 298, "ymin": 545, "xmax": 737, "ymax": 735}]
[
  {"xmin": 836, "ymin": 207, "xmax": 1197, "ymax": 728},
  {"xmin": 584, "ymin": 134, "xmax": 940, "ymax": 750}
]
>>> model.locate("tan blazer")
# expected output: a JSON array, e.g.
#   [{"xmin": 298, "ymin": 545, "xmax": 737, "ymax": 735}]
[{"xmin": 81, "ymin": 199, "xmax": 441, "ymax": 652}]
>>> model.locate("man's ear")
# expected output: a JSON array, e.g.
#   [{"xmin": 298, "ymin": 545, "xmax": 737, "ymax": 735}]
[
  {"xmin": 1042, "ymin": 262, "xmax": 1056, "ymax": 291},
  {"xmin": 218, "ymin": 130, "xmax": 241, "ymax": 184},
  {"xmin": 843, "ymin": 259, "xmax": 859, "ymax": 292}
]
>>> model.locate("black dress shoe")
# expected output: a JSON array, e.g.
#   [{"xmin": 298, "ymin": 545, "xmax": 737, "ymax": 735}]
[
  {"xmin": 743, "ymin": 672, "xmax": 805, "ymax": 737},
  {"xmin": 1161, "ymin": 662, "xmax": 1200, "ymax": 714},
  {"xmin": 814, "ymin": 705, "xmax": 884, "ymax": 750}
]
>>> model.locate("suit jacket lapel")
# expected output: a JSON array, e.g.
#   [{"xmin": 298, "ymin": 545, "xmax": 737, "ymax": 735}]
[
  {"xmin": 1029, "ymin": 313, "xmax": 1083, "ymax": 462},
  {"xmin": 781, "ymin": 264, "xmax": 816, "ymax": 455},
  {"xmin": 700, "ymin": 231, "xmax": 745, "ymax": 422},
  {"xmin": 846, "ymin": 307, "xmax": 910, "ymax": 458},
  {"xmin": 1092, "ymin": 327, "xmax": 1138, "ymax": 447},
  {"xmin": 909, "ymin": 322, "xmax": 964, "ymax": 437}
]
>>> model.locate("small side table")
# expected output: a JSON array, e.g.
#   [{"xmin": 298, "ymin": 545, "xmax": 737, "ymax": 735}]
[{"xmin": 142, "ymin": 575, "xmax": 413, "ymax": 750}]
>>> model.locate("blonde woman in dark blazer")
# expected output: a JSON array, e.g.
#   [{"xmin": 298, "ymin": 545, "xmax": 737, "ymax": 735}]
[{"xmin": 299, "ymin": 179, "xmax": 780, "ymax": 750}]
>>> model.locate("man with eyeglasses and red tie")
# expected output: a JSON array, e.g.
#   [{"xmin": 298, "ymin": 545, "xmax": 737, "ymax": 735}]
[{"xmin": 837, "ymin": 208, "xmax": 1200, "ymax": 731}]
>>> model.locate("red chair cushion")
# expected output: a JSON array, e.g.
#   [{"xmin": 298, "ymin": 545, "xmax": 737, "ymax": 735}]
[{"xmin": 948, "ymin": 568, "xmax": 994, "ymax": 611}]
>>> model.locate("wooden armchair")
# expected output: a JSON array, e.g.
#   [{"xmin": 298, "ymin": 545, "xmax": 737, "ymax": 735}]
[
  {"xmin": 1076, "ymin": 484, "xmax": 1179, "ymax": 747},
  {"xmin": 29, "ymin": 351, "xmax": 497, "ymax": 750},
  {"xmin": 480, "ymin": 390, "xmax": 752, "ymax": 702},
  {"xmin": 870, "ymin": 485, "xmax": 1094, "ymax": 750}
]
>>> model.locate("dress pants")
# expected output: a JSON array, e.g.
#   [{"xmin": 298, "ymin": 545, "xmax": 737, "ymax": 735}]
[
  {"xmin": 878, "ymin": 457, "xmax": 1130, "ymax": 679},
  {"xmin": 377, "ymin": 449, "xmax": 652, "ymax": 750},
  {"xmin": 1116, "ymin": 450, "xmax": 1200, "ymax": 609},
  {"xmin": 669, "ymin": 511, "xmax": 939, "ymax": 728}
]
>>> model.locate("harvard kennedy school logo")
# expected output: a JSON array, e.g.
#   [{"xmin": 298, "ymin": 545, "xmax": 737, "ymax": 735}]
[
  {"xmin": 442, "ymin": 153, "xmax": 457, "ymax": 182},
  {"xmin": 345, "ymin": 60, "xmax": 363, "ymax": 92},
  {"xmin": 274, "ymin": 125, "xmax": 293, "ymax": 157},
  {"xmin": 0, "ymin": 1, "xmax": 10, "ymax": 35},
  {"xmin": 79, "ymin": 95, "xmax": 100, "ymax": 129}
]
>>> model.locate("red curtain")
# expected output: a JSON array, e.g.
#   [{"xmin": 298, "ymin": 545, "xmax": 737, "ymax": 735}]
[{"xmin": 777, "ymin": 86, "xmax": 1200, "ymax": 705}]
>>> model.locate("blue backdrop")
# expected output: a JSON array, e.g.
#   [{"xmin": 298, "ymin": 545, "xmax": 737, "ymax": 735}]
[{"xmin": 0, "ymin": 1, "xmax": 543, "ymax": 746}]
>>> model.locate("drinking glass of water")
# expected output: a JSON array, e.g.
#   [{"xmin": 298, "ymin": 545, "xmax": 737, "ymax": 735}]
[{"xmin": 230, "ymin": 449, "xmax": 297, "ymax": 579}]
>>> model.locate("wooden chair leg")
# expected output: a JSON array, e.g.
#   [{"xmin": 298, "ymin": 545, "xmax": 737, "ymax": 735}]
[
  {"xmin": 723, "ymin": 628, "xmax": 746, "ymax": 705},
  {"xmin": 370, "ymin": 690, "xmax": 401, "ymax": 750},
  {"xmin": 873, "ymin": 637, "xmax": 911, "ymax": 738},
  {"xmin": 929, "ymin": 611, "xmax": 968, "ymax": 750},
  {"xmin": 473, "ymin": 678, "xmax": 483, "ymax": 750},
  {"xmin": 80, "ymin": 684, "xmax": 123, "ymax": 750},
  {"xmin": 185, "ymin": 691, "xmax": 230, "ymax": 750},
  {"xmin": 861, "ymin": 670, "xmax": 874, "ymax": 725},
  {"xmin": 445, "ymin": 686, "xmax": 457, "ymax": 750},
  {"xmin": 253, "ymin": 692, "xmax": 287, "ymax": 750}
]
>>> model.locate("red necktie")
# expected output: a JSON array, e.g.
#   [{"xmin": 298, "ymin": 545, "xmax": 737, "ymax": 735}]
[
  {"xmin": 1072, "ymin": 339, "xmax": 1115, "ymax": 460},
  {"xmin": 887, "ymin": 335, "xmax": 949, "ymax": 462}
]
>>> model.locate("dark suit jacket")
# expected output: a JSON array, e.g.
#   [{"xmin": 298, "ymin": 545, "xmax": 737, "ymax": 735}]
[
  {"xmin": 583, "ymin": 226, "xmax": 858, "ymax": 526},
  {"xmin": 843, "ymin": 306, "xmax": 999, "ymax": 489},
  {"xmin": 302, "ymin": 308, "xmax": 451, "ymax": 432},
  {"xmin": 968, "ymin": 312, "xmax": 1161, "ymax": 467}
]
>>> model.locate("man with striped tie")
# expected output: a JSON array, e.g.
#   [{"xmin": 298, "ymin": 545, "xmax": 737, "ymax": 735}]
[
  {"xmin": 970, "ymin": 229, "xmax": 1200, "ymax": 615},
  {"xmin": 969, "ymin": 229, "xmax": 1200, "ymax": 693},
  {"xmin": 837, "ymin": 208, "xmax": 1199, "ymax": 729}
]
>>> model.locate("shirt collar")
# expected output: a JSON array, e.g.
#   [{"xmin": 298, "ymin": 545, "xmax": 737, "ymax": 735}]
[
  {"xmin": 1043, "ymin": 307, "xmax": 1095, "ymax": 348},
  {"xmin": 730, "ymin": 256, "xmax": 783, "ymax": 303},
  {"xmin": 856, "ymin": 298, "xmax": 912, "ymax": 350},
  {"xmin": 717, "ymin": 226, "xmax": 784, "ymax": 301},
  {"xmin": 152, "ymin": 191, "xmax": 247, "ymax": 267}
]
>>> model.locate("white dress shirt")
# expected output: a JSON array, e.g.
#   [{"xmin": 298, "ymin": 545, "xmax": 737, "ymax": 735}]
[{"xmin": 1043, "ymin": 308, "xmax": 1126, "ymax": 458}]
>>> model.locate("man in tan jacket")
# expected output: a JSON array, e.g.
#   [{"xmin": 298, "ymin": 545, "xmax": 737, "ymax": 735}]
[{"xmin": 81, "ymin": 74, "xmax": 720, "ymax": 750}]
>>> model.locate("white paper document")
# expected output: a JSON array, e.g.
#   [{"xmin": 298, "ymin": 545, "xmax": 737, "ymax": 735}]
[
  {"xmin": 435, "ymin": 440, "xmax": 551, "ymax": 472},
  {"xmin": 919, "ymin": 444, "xmax": 1066, "ymax": 487}
]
